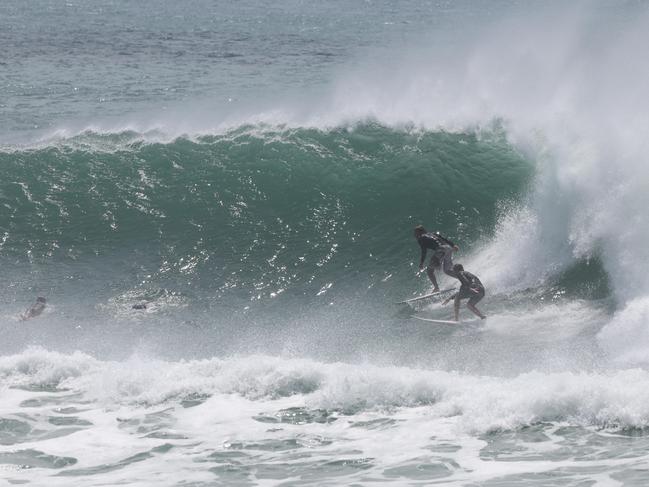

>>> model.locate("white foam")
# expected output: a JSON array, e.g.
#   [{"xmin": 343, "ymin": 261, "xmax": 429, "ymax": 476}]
[
  {"xmin": 598, "ymin": 297, "xmax": 649, "ymax": 365},
  {"xmin": 5, "ymin": 348, "xmax": 649, "ymax": 485},
  {"xmin": 485, "ymin": 300, "xmax": 605, "ymax": 341},
  {"xmin": 4, "ymin": 348, "xmax": 649, "ymax": 433}
]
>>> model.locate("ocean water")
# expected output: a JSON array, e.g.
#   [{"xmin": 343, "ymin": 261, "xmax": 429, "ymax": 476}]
[{"xmin": 2, "ymin": 1, "xmax": 649, "ymax": 485}]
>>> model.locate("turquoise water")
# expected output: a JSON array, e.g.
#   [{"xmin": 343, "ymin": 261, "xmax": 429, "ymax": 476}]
[{"xmin": 3, "ymin": 1, "xmax": 649, "ymax": 485}]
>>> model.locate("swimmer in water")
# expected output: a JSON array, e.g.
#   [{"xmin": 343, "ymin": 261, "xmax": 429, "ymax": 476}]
[{"xmin": 20, "ymin": 297, "xmax": 47, "ymax": 321}]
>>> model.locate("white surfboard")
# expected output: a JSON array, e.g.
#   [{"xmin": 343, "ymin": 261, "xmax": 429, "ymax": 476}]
[
  {"xmin": 412, "ymin": 315, "xmax": 481, "ymax": 325},
  {"xmin": 396, "ymin": 287, "xmax": 456, "ymax": 305}
]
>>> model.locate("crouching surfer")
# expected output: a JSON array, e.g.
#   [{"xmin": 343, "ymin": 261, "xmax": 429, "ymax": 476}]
[{"xmin": 442, "ymin": 264, "xmax": 486, "ymax": 321}]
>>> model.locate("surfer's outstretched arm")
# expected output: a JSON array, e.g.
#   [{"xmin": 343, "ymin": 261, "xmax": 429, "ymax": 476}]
[{"xmin": 419, "ymin": 246, "xmax": 427, "ymax": 270}]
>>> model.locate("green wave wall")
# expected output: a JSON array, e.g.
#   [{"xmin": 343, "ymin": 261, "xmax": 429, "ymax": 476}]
[{"xmin": 0, "ymin": 124, "xmax": 532, "ymax": 306}]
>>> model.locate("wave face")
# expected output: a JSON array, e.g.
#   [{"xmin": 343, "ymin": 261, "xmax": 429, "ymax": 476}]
[
  {"xmin": 0, "ymin": 126, "xmax": 527, "ymax": 265},
  {"xmin": 0, "ymin": 126, "xmax": 534, "ymax": 354}
]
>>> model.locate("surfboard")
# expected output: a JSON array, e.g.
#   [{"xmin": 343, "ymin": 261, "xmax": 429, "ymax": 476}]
[
  {"xmin": 396, "ymin": 287, "xmax": 456, "ymax": 305},
  {"xmin": 411, "ymin": 315, "xmax": 481, "ymax": 325}
]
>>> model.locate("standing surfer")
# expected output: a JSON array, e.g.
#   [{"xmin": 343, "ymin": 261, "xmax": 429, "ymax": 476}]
[{"xmin": 414, "ymin": 225, "xmax": 459, "ymax": 292}]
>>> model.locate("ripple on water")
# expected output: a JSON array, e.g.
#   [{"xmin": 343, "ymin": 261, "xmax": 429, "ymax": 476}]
[
  {"xmin": 55, "ymin": 444, "xmax": 174, "ymax": 477},
  {"xmin": 47, "ymin": 416, "xmax": 93, "ymax": 427},
  {"xmin": 480, "ymin": 424, "xmax": 649, "ymax": 464},
  {"xmin": 0, "ymin": 415, "xmax": 91, "ymax": 446},
  {"xmin": 382, "ymin": 457, "xmax": 454, "ymax": 481},
  {"xmin": 0, "ymin": 449, "xmax": 77, "ymax": 469},
  {"xmin": 19, "ymin": 393, "xmax": 85, "ymax": 408},
  {"xmin": 349, "ymin": 417, "xmax": 398, "ymax": 430},
  {"xmin": 474, "ymin": 425, "xmax": 649, "ymax": 486},
  {"xmin": 223, "ymin": 436, "xmax": 332, "ymax": 452},
  {"xmin": 206, "ymin": 454, "xmax": 373, "ymax": 485},
  {"xmin": 10, "ymin": 384, "xmax": 68, "ymax": 393},
  {"xmin": 180, "ymin": 393, "xmax": 211, "ymax": 408},
  {"xmin": 253, "ymin": 407, "xmax": 338, "ymax": 425},
  {"xmin": 0, "ymin": 418, "xmax": 32, "ymax": 445},
  {"xmin": 117, "ymin": 408, "xmax": 175, "ymax": 436}
]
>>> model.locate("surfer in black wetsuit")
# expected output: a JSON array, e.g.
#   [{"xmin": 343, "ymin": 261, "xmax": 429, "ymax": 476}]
[
  {"xmin": 443, "ymin": 264, "xmax": 486, "ymax": 321},
  {"xmin": 414, "ymin": 225, "xmax": 459, "ymax": 292}
]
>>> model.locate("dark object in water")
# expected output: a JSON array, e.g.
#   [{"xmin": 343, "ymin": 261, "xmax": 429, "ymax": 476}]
[
  {"xmin": 132, "ymin": 303, "xmax": 147, "ymax": 310},
  {"xmin": 21, "ymin": 297, "xmax": 47, "ymax": 321}
]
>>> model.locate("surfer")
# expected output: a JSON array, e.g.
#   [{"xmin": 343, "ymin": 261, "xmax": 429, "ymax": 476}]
[
  {"xmin": 20, "ymin": 297, "xmax": 47, "ymax": 321},
  {"xmin": 414, "ymin": 225, "xmax": 459, "ymax": 292},
  {"xmin": 443, "ymin": 264, "xmax": 486, "ymax": 320}
]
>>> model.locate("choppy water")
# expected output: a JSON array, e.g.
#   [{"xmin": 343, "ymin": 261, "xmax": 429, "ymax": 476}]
[{"xmin": 2, "ymin": 1, "xmax": 649, "ymax": 486}]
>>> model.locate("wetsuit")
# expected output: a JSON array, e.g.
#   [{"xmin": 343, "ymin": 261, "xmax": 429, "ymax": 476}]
[
  {"xmin": 456, "ymin": 270, "xmax": 485, "ymax": 305},
  {"xmin": 417, "ymin": 232, "xmax": 457, "ymax": 277}
]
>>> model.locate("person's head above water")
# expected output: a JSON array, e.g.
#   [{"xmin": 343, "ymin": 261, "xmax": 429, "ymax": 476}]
[
  {"xmin": 36, "ymin": 297, "xmax": 46, "ymax": 304},
  {"xmin": 453, "ymin": 263, "xmax": 464, "ymax": 273},
  {"xmin": 414, "ymin": 225, "xmax": 426, "ymax": 238}
]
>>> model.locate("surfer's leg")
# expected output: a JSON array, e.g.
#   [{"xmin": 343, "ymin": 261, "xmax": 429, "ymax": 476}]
[
  {"xmin": 453, "ymin": 294, "xmax": 461, "ymax": 321},
  {"xmin": 467, "ymin": 303, "xmax": 486, "ymax": 319},
  {"xmin": 467, "ymin": 289, "xmax": 486, "ymax": 319},
  {"xmin": 440, "ymin": 245, "xmax": 457, "ymax": 278},
  {"xmin": 427, "ymin": 256, "xmax": 441, "ymax": 292}
]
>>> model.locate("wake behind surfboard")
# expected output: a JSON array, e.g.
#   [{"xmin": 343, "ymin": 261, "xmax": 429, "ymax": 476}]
[
  {"xmin": 396, "ymin": 287, "xmax": 456, "ymax": 305},
  {"xmin": 411, "ymin": 315, "xmax": 482, "ymax": 325}
]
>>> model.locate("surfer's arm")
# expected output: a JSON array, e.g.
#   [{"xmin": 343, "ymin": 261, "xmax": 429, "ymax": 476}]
[
  {"xmin": 419, "ymin": 245, "xmax": 427, "ymax": 269},
  {"xmin": 456, "ymin": 271, "xmax": 471, "ymax": 288},
  {"xmin": 466, "ymin": 273, "xmax": 482, "ymax": 293}
]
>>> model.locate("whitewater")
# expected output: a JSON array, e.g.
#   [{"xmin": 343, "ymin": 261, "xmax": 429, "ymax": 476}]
[{"xmin": 2, "ymin": 0, "xmax": 649, "ymax": 485}]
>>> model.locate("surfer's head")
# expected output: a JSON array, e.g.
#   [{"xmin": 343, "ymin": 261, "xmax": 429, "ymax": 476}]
[
  {"xmin": 453, "ymin": 264, "xmax": 464, "ymax": 273},
  {"xmin": 36, "ymin": 297, "xmax": 46, "ymax": 303},
  {"xmin": 414, "ymin": 225, "xmax": 426, "ymax": 238}
]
